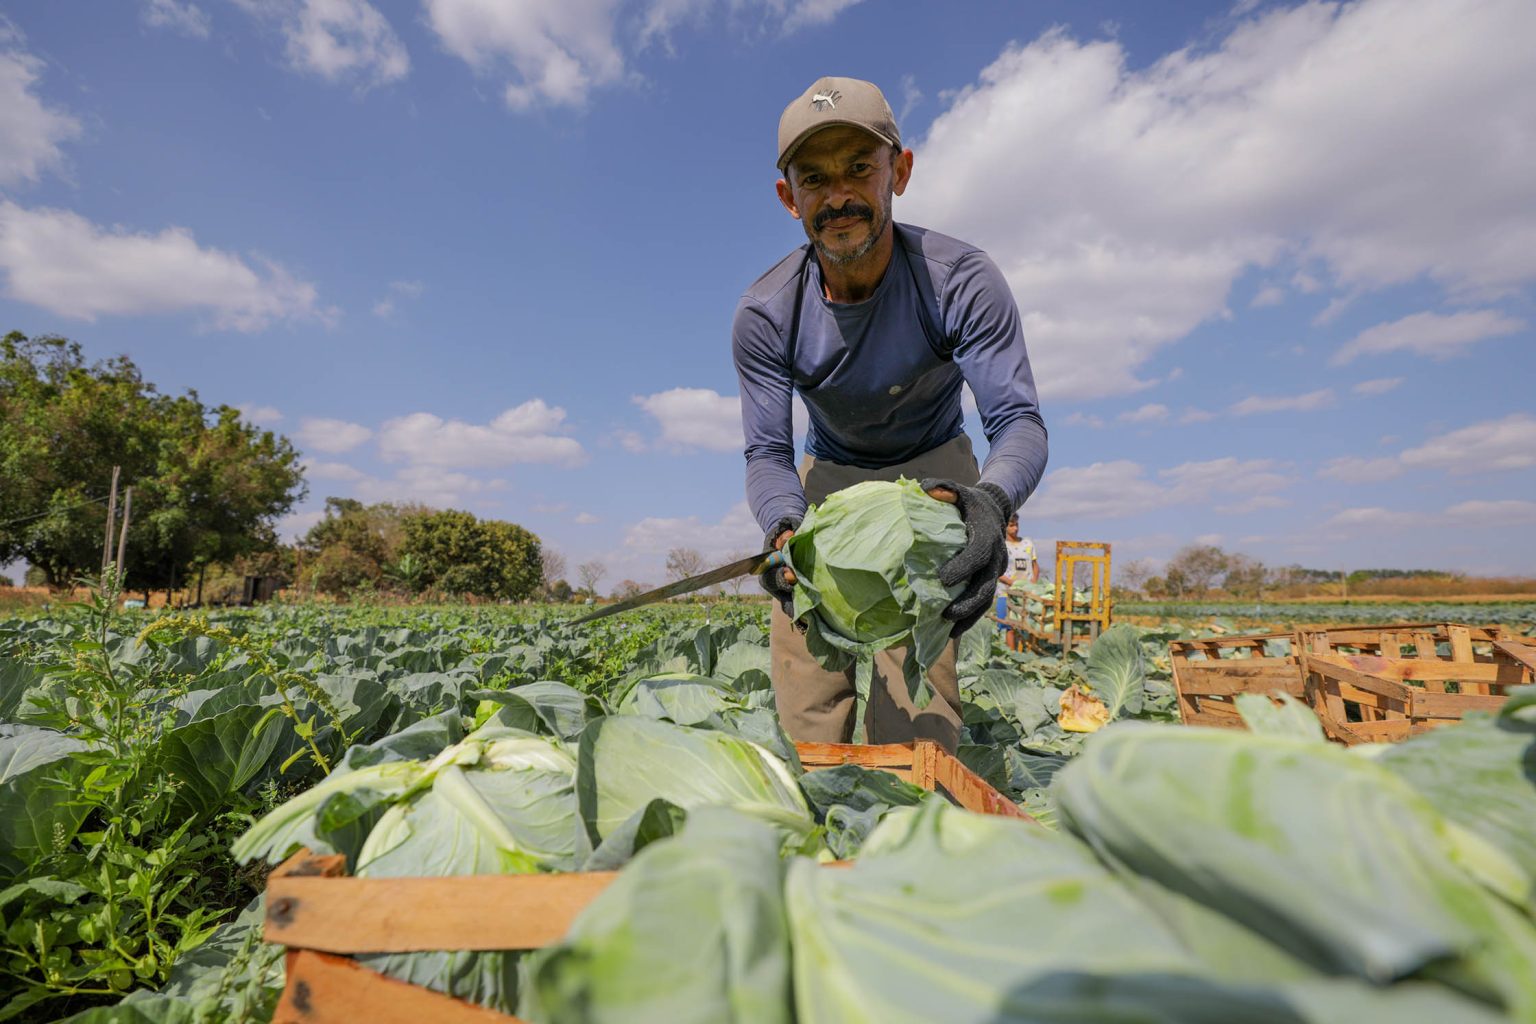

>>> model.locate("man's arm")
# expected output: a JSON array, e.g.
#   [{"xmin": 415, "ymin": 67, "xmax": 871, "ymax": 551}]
[
  {"xmin": 942, "ymin": 252, "xmax": 1048, "ymax": 511},
  {"xmin": 732, "ymin": 298, "xmax": 807, "ymax": 535}
]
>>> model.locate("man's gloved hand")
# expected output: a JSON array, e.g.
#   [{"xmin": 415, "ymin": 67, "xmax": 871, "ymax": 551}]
[
  {"xmin": 919, "ymin": 479, "xmax": 1011, "ymax": 637},
  {"xmin": 759, "ymin": 515, "xmax": 801, "ymax": 619}
]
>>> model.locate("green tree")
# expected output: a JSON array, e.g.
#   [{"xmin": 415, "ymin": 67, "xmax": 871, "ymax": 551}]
[
  {"xmin": 399, "ymin": 509, "xmax": 543, "ymax": 601},
  {"xmin": 0, "ymin": 332, "xmax": 305, "ymax": 590},
  {"xmin": 1165, "ymin": 544, "xmax": 1228, "ymax": 598}
]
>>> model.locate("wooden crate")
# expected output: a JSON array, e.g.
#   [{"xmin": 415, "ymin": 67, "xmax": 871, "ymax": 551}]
[
  {"xmin": 1296, "ymin": 621, "xmax": 1511, "ymax": 660},
  {"xmin": 1169, "ymin": 632, "xmax": 1302, "ymax": 730},
  {"xmin": 1302, "ymin": 649, "xmax": 1531, "ymax": 744},
  {"xmin": 266, "ymin": 740, "xmax": 1029, "ymax": 1024}
]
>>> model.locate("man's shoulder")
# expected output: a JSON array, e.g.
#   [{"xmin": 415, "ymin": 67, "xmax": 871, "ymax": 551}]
[
  {"xmin": 741, "ymin": 244, "xmax": 813, "ymax": 312},
  {"xmin": 893, "ymin": 222, "xmax": 987, "ymax": 274}
]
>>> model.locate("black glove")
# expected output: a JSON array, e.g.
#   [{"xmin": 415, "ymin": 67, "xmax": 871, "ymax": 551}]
[
  {"xmin": 759, "ymin": 515, "xmax": 801, "ymax": 619},
  {"xmin": 919, "ymin": 479, "xmax": 1011, "ymax": 637}
]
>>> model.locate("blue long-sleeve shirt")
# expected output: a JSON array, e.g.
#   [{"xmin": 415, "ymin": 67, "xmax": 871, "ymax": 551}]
[{"xmin": 732, "ymin": 222, "xmax": 1048, "ymax": 535}]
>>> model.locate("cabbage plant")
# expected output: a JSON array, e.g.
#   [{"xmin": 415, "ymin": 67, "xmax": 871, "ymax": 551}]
[{"xmin": 784, "ymin": 479, "xmax": 967, "ymax": 736}]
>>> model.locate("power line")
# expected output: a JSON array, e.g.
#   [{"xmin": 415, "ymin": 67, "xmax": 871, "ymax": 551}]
[{"xmin": 0, "ymin": 494, "xmax": 111, "ymax": 529}]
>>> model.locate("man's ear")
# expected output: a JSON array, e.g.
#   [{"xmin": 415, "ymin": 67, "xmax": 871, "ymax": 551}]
[
  {"xmin": 892, "ymin": 148, "xmax": 914, "ymax": 197},
  {"xmin": 776, "ymin": 178, "xmax": 802, "ymax": 220}
]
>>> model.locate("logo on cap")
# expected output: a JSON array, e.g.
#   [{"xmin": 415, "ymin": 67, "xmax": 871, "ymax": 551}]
[{"xmin": 811, "ymin": 90, "xmax": 840, "ymax": 111}]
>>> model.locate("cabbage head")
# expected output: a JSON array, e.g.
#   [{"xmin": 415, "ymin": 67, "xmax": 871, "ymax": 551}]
[{"xmin": 784, "ymin": 479, "xmax": 967, "ymax": 733}]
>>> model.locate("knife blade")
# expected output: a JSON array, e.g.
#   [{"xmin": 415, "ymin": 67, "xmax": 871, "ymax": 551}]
[{"xmin": 571, "ymin": 548, "xmax": 785, "ymax": 625}]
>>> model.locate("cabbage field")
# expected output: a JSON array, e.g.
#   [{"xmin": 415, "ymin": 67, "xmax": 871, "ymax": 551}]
[{"xmin": 2, "ymin": 596, "xmax": 1534, "ymax": 1023}]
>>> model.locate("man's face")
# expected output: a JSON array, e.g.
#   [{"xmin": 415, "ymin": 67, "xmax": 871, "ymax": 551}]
[
  {"xmin": 1007, "ymin": 519, "xmax": 1020, "ymax": 540},
  {"xmin": 776, "ymin": 126, "xmax": 912, "ymax": 267}
]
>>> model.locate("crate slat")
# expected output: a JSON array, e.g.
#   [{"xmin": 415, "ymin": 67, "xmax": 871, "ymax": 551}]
[
  {"xmin": 276, "ymin": 949, "xmax": 520, "ymax": 1024},
  {"xmin": 266, "ymin": 869, "xmax": 621, "ymax": 953}
]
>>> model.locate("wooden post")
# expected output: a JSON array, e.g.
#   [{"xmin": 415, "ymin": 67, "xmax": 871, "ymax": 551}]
[
  {"xmin": 114, "ymin": 488, "xmax": 132, "ymax": 577},
  {"xmin": 101, "ymin": 466, "xmax": 120, "ymax": 572}
]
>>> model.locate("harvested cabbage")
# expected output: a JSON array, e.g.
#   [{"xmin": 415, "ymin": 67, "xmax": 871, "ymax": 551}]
[{"xmin": 784, "ymin": 479, "xmax": 966, "ymax": 735}]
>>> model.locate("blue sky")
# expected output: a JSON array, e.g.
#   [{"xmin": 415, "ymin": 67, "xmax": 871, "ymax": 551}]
[{"xmin": 2, "ymin": 0, "xmax": 1532, "ymax": 590}]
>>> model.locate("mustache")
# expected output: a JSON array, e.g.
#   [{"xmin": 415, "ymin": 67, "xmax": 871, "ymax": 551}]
[{"xmin": 813, "ymin": 203, "xmax": 874, "ymax": 231}]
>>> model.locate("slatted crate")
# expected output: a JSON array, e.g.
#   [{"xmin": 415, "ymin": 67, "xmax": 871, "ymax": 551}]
[
  {"xmin": 1169, "ymin": 632, "xmax": 1302, "ymax": 730},
  {"xmin": 264, "ymin": 739, "xmax": 1030, "ymax": 1024},
  {"xmin": 1302, "ymin": 636, "xmax": 1534, "ymax": 745},
  {"xmin": 1295, "ymin": 621, "xmax": 1513, "ymax": 660}
]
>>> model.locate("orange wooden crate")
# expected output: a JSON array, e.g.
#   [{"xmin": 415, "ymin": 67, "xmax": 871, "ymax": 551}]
[
  {"xmin": 265, "ymin": 740, "xmax": 1030, "ymax": 1024},
  {"xmin": 1302, "ymin": 647, "xmax": 1531, "ymax": 745},
  {"xmin": 1169, "ymin": 632, "xmax": 1302, "ymax": 730}
]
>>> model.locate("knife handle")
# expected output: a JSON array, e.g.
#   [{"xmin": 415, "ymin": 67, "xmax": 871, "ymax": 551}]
[{"xmin": 760, "ymin": 550, "xmax": 786, "ymax": 572}]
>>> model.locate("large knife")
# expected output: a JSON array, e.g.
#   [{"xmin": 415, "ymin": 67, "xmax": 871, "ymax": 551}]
[{"xmin": 572, "ymin": 548, "xmax": 786, "ymax": 625}]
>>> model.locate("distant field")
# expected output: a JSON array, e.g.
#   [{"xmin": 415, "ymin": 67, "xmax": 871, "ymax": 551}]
[{"xmin": 1116, "ymin": 598, "xmax": 1536, "ymax": 629}]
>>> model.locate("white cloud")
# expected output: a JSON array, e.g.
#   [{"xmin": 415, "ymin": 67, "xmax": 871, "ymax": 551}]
[
  {"xmin": 614, "ymin": 429, "xmax": 648, "ymax": 454},
  {"xmin": 423, "ymin": 0, "xmax": 629, "ymax": 110},
  {"xmin": 142, "ymin": 0, "xmax": 211, "ymax": 37},
  {"xmin": 1061, "ymin": 411, "xmax": 1105, "ymax": 429},
  {"xmin": 372, "ymin": 278, "xmax": 424, "ymax": 318},
  {"xmin": 903, "ymin": 0, "xmax": 1536, "ymax": 401},
  {"xmin": 1178, "ymin": 407, "xmax": 1216, "ymax": 424},
  {"xmin": 424, "ymin": 0, "xmax": 867, "ymax": 111},
  {"xmin": 574, "ymin": 511, "xmax": 600, "ymax": 525},
  {"xmin": 633, "ymin": 387, "xmax": 742, "ymax": 453},
  {"xmin": 0, "ymin": 202, "xmax": 326, "ymax": 330},
  {"xmin": 238, "ymin": 403, "xmax": 284, "ymax": 424},
  {"xmin": 1118, "ymin": 403, "xmax": 1168, "ymax": 423},
  {"xmin": 1214, "ymin": 494, "xmax": 1289, "ymax": 515},
  {"xmin": 1023, "ymin": 456, "xmax": 1290, "ymax": 521},
  {"xmin": 1317, "ymin": 456, "xmax": 1403, "ymax": 483},
  {"xmin": 352, "ymin": 464, "xmax": 506, "ymax": 506},
  {"xmin": 1023, "ymin": 460, "xmax": 1166, "ymax": 520},
  {"xmin": 278, "ymin": 509, "xmax": 326, "ymax": 540},
  {"xmin": 1315, "ymin": 414, "xmax": 1535, "ymax": 483},
  {"xmin": 1229, "ymin": 388, "xmax": 1335, "ymax": 416},
  {"xmin": 1249, "ymin": 285, "xmax": 1284, "ymax": 308},
  {"xmin": 1352, "ymin": 376, "xmax": 1404, "ymax": 396},
  {"xmin": 1325, "ymin": 506, "xmax": 1423, "ymax": 530},
  {"xmin": 0, "ymin": 47, "xmax": 81, "ymax": 187},
  {"xmin": 304, "ymin": 459, "xmax": 367, "ymax": 481},
  {"xmin": 1327, "ymin": 499, "xmax": 1536, "ymax": 532},
  {"xmin": 1331, "ymin": 309, "xmax": 1525, "ymax": 365},
  {"xmin": 237, "ymin": 0, "xmax": 409, "ymax": 88},
  {"xmin": 297, "ymin": 418, "xmax": 374, "ymax": 454},
  {"xmin": 1399, "ymin": 413, "xmax": 1536, "ymax": 474},
  {"xmin": 378, "ymin": 400, "xmax": 586, "ymax": 468},
  {"xmin": 622, "ymin": 499, "xmax": 761, "ymax": 558},
  {"xmin": 1441, "ymin": 499, "xmax": 1536, "ymax": 528},
  {"xmin": 778, "ymin": 0, "xmax": 867, "ymax": 33},
  {"xmin": 1160, "ymin": 456, "xmax": 1290, "ymax": 497}
]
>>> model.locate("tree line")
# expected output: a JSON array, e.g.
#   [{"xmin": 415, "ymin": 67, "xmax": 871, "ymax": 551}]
[
  {"xmin": 1115, "ymin": 544, "xmax": 1488, "ymax": 601},
  {"xmin": 0, "ymin": 331, "xmax": 547, "ymax": 604}
]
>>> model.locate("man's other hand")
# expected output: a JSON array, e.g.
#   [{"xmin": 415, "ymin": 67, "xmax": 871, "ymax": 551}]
[
  {"xmin": 921, "ymin": 479, "xmax": 1011, "ymax": 636},
  {"xmin": 760, "ymin": 516, "xmax": 801, "ymax": 616}
]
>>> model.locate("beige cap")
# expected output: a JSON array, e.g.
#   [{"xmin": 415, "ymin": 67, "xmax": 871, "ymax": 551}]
[{"xmin": 777, "ymin": 76, "xmax": 900, "ymax": 173}]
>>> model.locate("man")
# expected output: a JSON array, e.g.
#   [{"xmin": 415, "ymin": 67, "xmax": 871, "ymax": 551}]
[
  {"xmin": 733, "ymin": 76, "xmax": 1048, "ymax": 751},
  {"xmin": 996, "ymin": 514, "xmax": 1040, "ymax": 630}
]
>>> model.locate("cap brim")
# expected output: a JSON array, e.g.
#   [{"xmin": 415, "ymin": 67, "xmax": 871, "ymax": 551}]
[{"xmin": 777, "ymin": 121, "xmax": 901, "ymax": 173}]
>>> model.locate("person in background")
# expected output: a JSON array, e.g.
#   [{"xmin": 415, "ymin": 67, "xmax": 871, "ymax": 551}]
[{"xmin": 995, "ymin": 513, "xmax": 1039, "ymax": 628}]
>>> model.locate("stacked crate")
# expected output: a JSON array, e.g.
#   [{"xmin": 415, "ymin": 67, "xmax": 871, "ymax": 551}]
[
  {"xmin": 262, "ymin": 740, "xmax": 1030, "ymax": 1023},
  {"xmin": 1170, "ymin": 622, "xmax": 1533, "ymax": 744}
]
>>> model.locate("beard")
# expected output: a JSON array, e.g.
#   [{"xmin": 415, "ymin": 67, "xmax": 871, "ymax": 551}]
[{"xmin": 805, "ymin": 190, "xmax": 892, "ymax": 267}]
